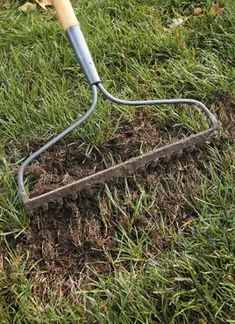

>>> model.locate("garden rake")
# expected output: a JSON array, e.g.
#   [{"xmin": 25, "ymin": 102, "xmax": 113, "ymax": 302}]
[{"xmin": 18, "ymin": 0, "xmax": 218, "ymax": 214}]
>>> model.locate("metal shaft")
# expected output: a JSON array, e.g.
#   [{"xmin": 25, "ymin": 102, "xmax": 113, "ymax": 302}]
[{"xmin": 66, "ymin": 25, "xmax": 101, "ymax": 85}]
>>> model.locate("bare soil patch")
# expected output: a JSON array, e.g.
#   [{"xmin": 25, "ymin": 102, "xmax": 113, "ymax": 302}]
[
  {"xmin": 27, "ymin": 108, "xmax": 191, "ymax": 197},
  {"xmin": 21, "ymin": 153, "xmax": 204, "ymax": 298},
  {"xmin": 15, "ymin": 100, "xmax": 234, "ymax": 298}
]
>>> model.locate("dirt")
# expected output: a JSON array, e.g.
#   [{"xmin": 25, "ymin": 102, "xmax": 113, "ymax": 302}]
[
  {"xmin": 26, "ymin": 108, "xmax": 192, "ymax": 198},
  {"xmin": 14, "ymin": 100, "xmax": 235, "ymax": 298},
  {"xmin": 20, "ymin": 154, "xmax": 204, "ymax": 298}
]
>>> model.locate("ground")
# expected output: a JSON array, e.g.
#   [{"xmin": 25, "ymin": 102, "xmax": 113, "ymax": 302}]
[{"xmin": 0, "ymin": 0, "xmax": 235, "ymax": 323}]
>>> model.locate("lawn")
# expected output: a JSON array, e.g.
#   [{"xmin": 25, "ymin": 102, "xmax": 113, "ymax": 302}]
[{"xmin": 0, "ymin": 0, "xmax": 234, "ymax": 322}]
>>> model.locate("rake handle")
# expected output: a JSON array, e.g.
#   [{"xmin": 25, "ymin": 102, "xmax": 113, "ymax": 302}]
[{"xmin": 53, "ymin": 0, "xmax": 78, "ymax": 30}]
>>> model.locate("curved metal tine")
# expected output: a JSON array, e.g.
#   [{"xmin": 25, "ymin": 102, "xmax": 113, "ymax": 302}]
[
  {"xmin": 97, "ymin": 83, "xmax": 217, "ymax": 130},
  {"xmin": 17, "ymin": 84, "xmax": 98, "ymax": 204}
]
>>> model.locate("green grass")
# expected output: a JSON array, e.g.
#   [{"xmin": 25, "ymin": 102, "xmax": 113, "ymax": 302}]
[{"xmin": 0, "ymin": 0, "xmax": 235, "ymax": 322}]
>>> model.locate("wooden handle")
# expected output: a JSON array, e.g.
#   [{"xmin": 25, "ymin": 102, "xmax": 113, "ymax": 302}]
[{"xmin": 53, "ymin": 0, "xmax": 79, "ymax": 30}]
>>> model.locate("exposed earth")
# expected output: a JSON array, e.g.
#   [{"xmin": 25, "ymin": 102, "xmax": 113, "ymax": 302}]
[{"xmin": 12, "ymin": 101, "xmax": 234, "ymax": 296}]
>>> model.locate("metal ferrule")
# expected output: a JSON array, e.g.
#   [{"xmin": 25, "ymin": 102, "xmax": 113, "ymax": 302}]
[{"xmin": 66, "ymin": 25, "xmax": 101, "ymax": 85}]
